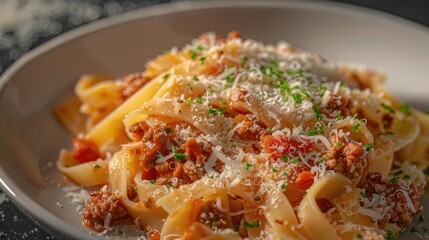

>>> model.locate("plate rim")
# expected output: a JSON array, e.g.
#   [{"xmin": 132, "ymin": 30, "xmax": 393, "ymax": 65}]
[{"xmin": 0, "ymin": 0, "xmax": 428, "ymax": 238}]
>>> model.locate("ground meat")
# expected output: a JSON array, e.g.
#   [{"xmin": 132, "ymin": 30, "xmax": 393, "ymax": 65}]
[
  {"xmin": 128, "ymin": 121, "xmax": 150, "ymax": 141},
  {"xmin": 139, "ymin": 124, "xmax": 169, "ymax": 173},
  {"xmin": 199, "ymin": 200, "xmax": 228, "ymax": 229},
  {"xmin": 320, "ymin": 94, "xmax": 351, "ymax": 119},
  {"xmin": 136, "ymin": 122, "xmax": 211, "ymax": 186},
  {"xmin": 183, "ymin": 138, "xmax": 206, "ymax": 163},
  {"xmin": 323, "ymin": 139, "xmax": 369, "ymax": 183},
  {"xmin": 235, "ymin": 115, "xmax": 266, "ymax": 141},
  {"xmin": 361, "ymin": 172, "xmax": 423, "ymax": 228},
  {"xmin": 118, "ymin": 73, "xmax": 151, "ymax": 103},
  {"xmin": 83, "ymin": 188, "xmax": 128, "ymax": 231}
]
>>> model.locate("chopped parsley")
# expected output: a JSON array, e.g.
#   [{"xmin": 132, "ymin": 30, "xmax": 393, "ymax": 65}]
[
  {"xmin": 335, "ymin": 113, "xmax": 344, "ymax": 120},
  {"xmin": 292, "ymin": 93, "xmax": 303, "ymax": 104},
  {"xmin": 226, "ymin": 74, "xmax": 235, "ymax": 83},
  {"xmin": 199, "ymin": 56, "xmax": 206, "ymax": 65},
  {"xmin": 184, "ymin": 97, "xmax": 193, "ymax": 105},
  {"xmin": 93, "ymin": 164, "xmax": 101, "ymax": 168},
  {"xmin": 282, "ymin": 171, "xmax": 288, "ymax": 177},
  {"xmin": 419, "ymin": 215, "xmax": 424, "ymax": 223},
  {"xmin": 190, "ymin": 44, "xmax": 203, "ymax": 59},
  {"xmin": 244, "ymin": 220, "xmax": 260, "ymax": 228},
  {"xmin": 399, "ymin": 104, "xmax": 410, "ymax": 113},
  {"xmin": 336, "ymin": 142, "xmax": 343, "ymax": 147},
  {"xmin": 208, "ymin": 107, "xmax": 218, "ymax": 115},
  {"xmin": 208, "ymin": 106, "xmax": 225, "ymax": 116},
  {"xmin": 174, "ymin": 153, "xmax": 186, "ymax": 161},
  {"xmin": 411, "ymin": 227, "xmax": 418, "ymax": 233},
  {"xmin": 364, "ymin": 143, "xmax": 373, "ymax": 151},
  {"xmin": 218, "ymin": 107, "xmax": 225, "ymax": 115},
  {"xmin": 240, "ymin": 55, "xmax": 248, "ymax": 65},
  {"xmin": 352, "ymin": 120, "xmax": 363, "ymax": 132},
  {"xmin": 389, "ymin": 176, "xmax": 399, "ymax": 183},
  {"xmin": 148, "ymin": 179, "xmax": 156, "ymax": 184},
  {"xmin": 361, "ymin": 192, "xmax": 367, "ymax": 198},
  {"xmin": 254, "ymin": 196, "xmax": 261, "ymax": 201},
  {"xmin": 197, "ymin": 95, "xmax": 206, "ymax": 104},
  {"xmin": 281, "ymin": 155, "xmax": 289, "ymax": 162},
  {"xmin": 166, "ymin": 127, "xmax": 173, "ymax": 134},
  {"xmin": 386, "ymin": 231, "xmax": 395, "ymax": 240},
  {"xmin": 309, "ymin": 125, "xmax": 324, "ymax": 136},
  {"xmin": 423, "ymin": 167, "xmax": 429, "ymax": 175},
  {"xmin": 381, "ymin": 103, "xmax": 395, "ymax": 113},
  {"xmin": 314, "ymin": 108, "xmax": 322, "ymax": 121},
  {"xmin": 193, "ymin": 76, "xmax": 199, "ymax": 81},
  {"xmin": 245, "ymin": 162, "xmax": 254, "ymax": 170},
  {"xmin": 281, "ymin": 183, "xmax": 287, "ymax": 190},
  {"xmin": 211, "ymin": 221, "xmax": 218, "ymax": 228},
  {"xmin": 163, "ymin": 73, "xmax": 170, "ymax": 80},
  {"xmin": 271, "ymin": 167, "xmax": 278, "ymax": 173},
  {"xmin": 290, "ymin": 157, "xmax": 299, "ymax": 163},
  {"xmin": 355, "ymin": 233, "xmax": 363, "ymax": 239}
]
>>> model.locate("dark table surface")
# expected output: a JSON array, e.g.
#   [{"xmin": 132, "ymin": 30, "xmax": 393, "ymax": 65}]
[{"xmin": 0, "ymin": 0, "xmax": 428, "ymax": 239}]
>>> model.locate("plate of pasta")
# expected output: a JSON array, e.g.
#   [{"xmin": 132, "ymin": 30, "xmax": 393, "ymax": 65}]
[{"xmin": 0, "ymin": 1, "xmax": 429, "ymax": 240}]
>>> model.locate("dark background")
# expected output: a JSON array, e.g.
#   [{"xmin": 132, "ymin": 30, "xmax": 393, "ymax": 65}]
[{"xmin": 0, "ymin": 0, "xmax": 428, "ymax": 239}]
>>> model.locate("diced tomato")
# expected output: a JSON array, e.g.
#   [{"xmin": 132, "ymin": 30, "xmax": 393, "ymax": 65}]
[
  {"xmin": 295, "ymin": 171, "xmax": 314, "ymax": 190},
  {"xmin": 148, "ymin": 232, "xmax": 160, "ymax": 240},
  {"xmin": 316, "ymin": 198, "xmax": 334, "ymax": 213},
  {"xmin": 261, "ymin": 135, "xmax": 313, "ymax": 161},
  {"xmin": 71, "ymin": 138, "xmax": 100, "ymax": 163},
  {"xmin": 141, "ymin": 170, "xmax": 156, "ymax": 181}
]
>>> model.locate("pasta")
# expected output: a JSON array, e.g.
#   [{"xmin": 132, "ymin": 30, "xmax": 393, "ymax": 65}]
[{"xmin": 55, "ymin": 32, "xmax": 429, "ymax": 240}]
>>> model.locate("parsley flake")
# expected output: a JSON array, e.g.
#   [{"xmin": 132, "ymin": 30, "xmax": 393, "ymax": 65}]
[
  {"xmin": 163, "ymin": 73, "xmax": 170, "ymax": 80},
  {"xmin": 244, "ymin": 220, "xmax": 260, "ymax": 228},
  {"xmin": 174, "ymin": 153, "xmax": 186, "ymax": 161},
  {"xmin": 314, "ymin": 108, "xmax": 322, "ymax": 121},
  {"xmin": 399, "ymin": 104, "xmax": 410, "ymax": 113},
  {"xmin": 199, "ymin": 56, "xmax": 206, "ymax": 65},
  {"xmin": 166, "ymin": 127, "xmax": 173, "ymax": 134},
  {"xmin": 245, "ymin": 162, "xmax": 254, "ymax": 170},
  {"xmin": 389, "ymin": 176, "xmax": 399, "ymax": 183},
  {"xmin": 364, "ymin": 143, "xmax": 373, "ymax": 151},
  {"xmin": 197, "ymin": 95, "xmax": 206, "ymax": 104},
  {"xmin": 381, "ymin": 103, "xmax": 395, "ymax": 113},
  {"xmin": 208, "ymin": 107, "xmax": 217, "ymax": 115},
  {"xmin": 149, "ymin": 179, "xmax": 156, "ymax": 184},
  {"xmin": 292, "ymin": 93, "xmax": 303, "ymax": 104}
]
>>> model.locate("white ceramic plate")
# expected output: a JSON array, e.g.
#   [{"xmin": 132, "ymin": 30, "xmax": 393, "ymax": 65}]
[{"xmin": 0, "ymin": 1, "xmax": 428, "ymax": 239}]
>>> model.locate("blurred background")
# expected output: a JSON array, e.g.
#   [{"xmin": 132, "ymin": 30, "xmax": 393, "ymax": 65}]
[{"xmin": 0, "ymin": 0, "xmax": 427, "ymax": 239}]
